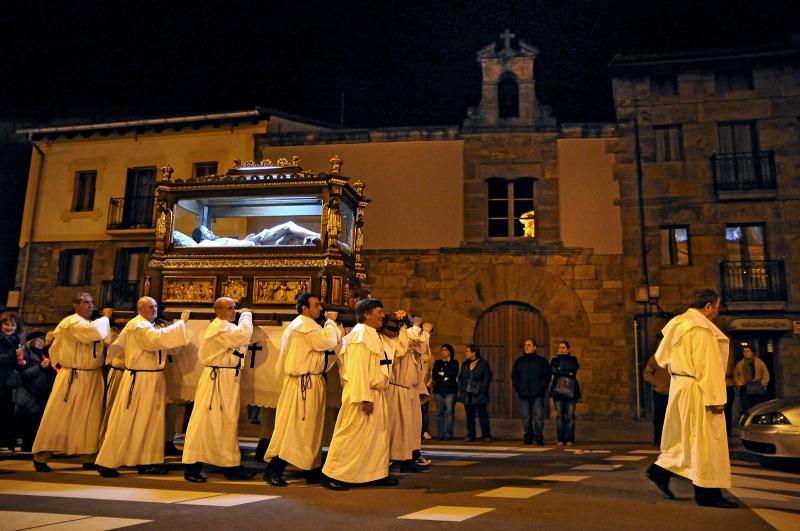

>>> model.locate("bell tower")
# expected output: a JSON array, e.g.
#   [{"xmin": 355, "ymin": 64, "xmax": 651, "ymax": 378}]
[{"xmin": 464, "ymin": 29, "xmax": 556, "ymax": 128}]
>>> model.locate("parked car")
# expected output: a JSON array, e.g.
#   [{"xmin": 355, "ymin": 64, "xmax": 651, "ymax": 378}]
[{"xmin": 738, "ymin": 396, "xmax": 800, "ymax": 461}]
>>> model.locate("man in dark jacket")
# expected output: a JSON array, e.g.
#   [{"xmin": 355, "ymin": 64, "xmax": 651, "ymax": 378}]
[
  {"xmin": 511, "ymin": 339, "xmax": 551, "ymax": 445},
  {"xmin": 16, "ymin": 332, "xmax": 57, "ymax": 451}
]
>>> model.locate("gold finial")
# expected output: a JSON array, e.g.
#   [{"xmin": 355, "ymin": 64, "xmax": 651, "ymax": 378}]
[
  {"xmin": 160, "ymin": 165, "xmax": 174, "ymax": 181},
  {"xmin": 233, "ymin": 159, "xmax": 242, "ymax": 168},
  {"xmin": 291, "ymin": 155, "xmax": 301, "ymax": 166},
  {"xmin": 277, "ymin": 157, "xmax": 289, "ymax": 167},
  {"xmin": 259, "ymin": 158, "xmax": 273, "ymax": 166},
  {"xmin": 520, "ymin": 210, "xmax": 535, "ymax": 238},
  {"xmin": 352, "ymin": 179, "xmax": 365, "ymax": 195},
  {"xmin": 330, "ymin": 154, "xmax": 343, "ymax": 174}
]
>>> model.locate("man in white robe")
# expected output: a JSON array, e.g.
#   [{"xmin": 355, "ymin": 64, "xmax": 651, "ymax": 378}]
[
  {"xmin": 321, "ymin": 298, "xmax": 399, "ymax": 491},
  {"xmin": 95, "ymin": 297, "xmax": 190, "ymax": 476},
  {"xmin": 407, "ymin": 318, "xmax": 432, "ymax": 465},
  {"xmin": 32, "ymin": 292, "xmax": 112, "ymax": 471},
  {"xmin": 99, "ymin": 326, "xmax": 125, "ymax": 446},
  {"xmin": 645, "ymin": 289, "xmax": 738, "ymax": 508},
  {"xmin": 182, "ymin": 297, "xmax": 258, "ymax": 482},
  {"xmin": 263, "ymin": 293, "xmax": 341, "ymax": 486}
]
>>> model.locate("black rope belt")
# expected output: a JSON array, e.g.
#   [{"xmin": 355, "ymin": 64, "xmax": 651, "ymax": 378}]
[
  {"xmin": 208, "ymin": 355, "xmax": 242, "ymax": 411},
  {"xmin": 671, "ymin": 372, "xmax": 696, "ymax": 379},
  {"xmin": 105, "ymin": 366, "xmax": 125, "ymax": 394},
  {"xmin": 126, "ymin": 368, "xmax": 164, "ymax": 409},
  {"xmin": 390, "ymin": 382, "xmax": 412, "ymax": 389},
  {"xmin": 296, "ymin": 372, "xmax": 326, "ymax": 421},
  {"xmin": 62, "ymin": 367, "xmax": 98, "ymax": 402}
]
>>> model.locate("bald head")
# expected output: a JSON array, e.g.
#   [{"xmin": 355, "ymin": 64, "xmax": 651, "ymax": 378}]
[
  {"xmin": 214, "ymin": 297, "xmax": 237, "ymax": 322},
  {"xmin": 137, "ymin": 297, "xmax": 158, "ymax": 322}
]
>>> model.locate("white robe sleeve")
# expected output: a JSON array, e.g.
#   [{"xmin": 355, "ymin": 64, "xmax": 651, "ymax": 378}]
[
  {"xmin": 219, "ymin": 313, "xmax": 254, "ymax": 348},
  {"xmin": 691, "ymin": 328, "xmax": 727, "ymax": 407},
  {"xmin": 346, "ymin": 343, "xmax": 373, "ymax": 404},
  {"xmin": 70, "ymin": 316, "xmax": 110, "ymax": 343},
  {"xmin": 305, "ymin": 320, "xmax": 341, "ymax": 352},
  {"xmin": 136, "ymin": 321, "xmax": 189, "ymax": 351}
]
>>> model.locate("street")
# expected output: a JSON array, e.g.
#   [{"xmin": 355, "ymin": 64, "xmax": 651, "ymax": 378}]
[{"xmin": 1, "ymin": 437, "xmax": 798, "ymax": 530}]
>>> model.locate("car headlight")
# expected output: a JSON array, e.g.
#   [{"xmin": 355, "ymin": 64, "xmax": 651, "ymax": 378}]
[{"xmin": 750, "ymin": 412, "xmax": 791, "ymax": 425}]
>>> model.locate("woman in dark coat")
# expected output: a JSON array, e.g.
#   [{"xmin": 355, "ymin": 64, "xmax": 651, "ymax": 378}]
[
  {"xmin": 432, "ymin": 344, "xmax": 459, "ymax": 441},
  {"xmin": 0, "ymin": 311, "xmax": 24, "ymax": 451},
  {"xmin": 457, "ymin": 344, "xmax": 493, "ymax": 442},
  {"xmin": 16, "ymin": 331, "xmax": 57, "ymax": 451},
  {"xmin": 550, "ymin": 340, "xmax": 581, "ymax": 446}
]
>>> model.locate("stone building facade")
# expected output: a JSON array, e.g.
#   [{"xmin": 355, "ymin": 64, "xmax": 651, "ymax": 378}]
[{"xmin": 609, "ymin": 45, "xmax": 800, "ymax": 400}]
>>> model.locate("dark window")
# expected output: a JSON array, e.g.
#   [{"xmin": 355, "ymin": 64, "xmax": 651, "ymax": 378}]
[
  {"xmin": 486, "ymin": 177, "xmax": 535, "ymax": 238},
  {"xmin": 498, "ymin": 76, "xmax": 519, "ymax": 118},
  {"xmin": 650, "ymin": 74, "xmax": 678, "ymax": 97},
  {"xmin": 726, "ymin": 224, "xmax": 765, "ymax": 261},
  {"xmin": 193, "ymin": 161, "xmax": 218, "ymax": 178},
  {"xmin": 72, "ymin": 171, "xmax": 96, "ymax": 212},
  {"xmin": 716, "ymin": 70, "xmax": 753, "ymax": 94},
  {"xmin": 114, "ymin": 248, "xmax": 149, "ymax": 281},
  {"xmin": 660, "ymin": 227, "xmax": 690, "ymax": 265},
  {"xmin": 58, "ymin": 249, "xmax": 92, "ymax": 286},
  {"xmin": 653, "ymin": 125, "xmax": 684, "ymax": 162}
]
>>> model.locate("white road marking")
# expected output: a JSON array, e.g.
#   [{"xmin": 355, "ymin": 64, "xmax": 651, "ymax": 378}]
[
  {"xmin": 476, "ymin": 486, "xmax": 549, "ymax": 499},
  {"xmin": 398, "ymin": 506, "xmax": 495, "ymax": 522},
  {"xmin": 0, "ymin": 511, "xmax": 150, "ymax": 531}
]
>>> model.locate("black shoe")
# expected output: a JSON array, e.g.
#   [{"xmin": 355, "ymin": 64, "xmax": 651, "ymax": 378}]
[
  {"xmin": 400, "ymin": 459, "xmax": 423, "ymax": 473},
  {"xmin": 303, "ymin": 468, "xmax": 322, "ymax": 484},
  {"xmin": 264, "ymin": 470, "xmax": 287, "ymax": 487},
  {"xmin": 321, "ymin": 476, "xmax": 349, "ymax": 491},
  {"xmin": 82, "ymin": 463, "xmax": 98, "ymax": 470},
  {"xmin": 164, "ymin": 441, "xmax": 182, "ymax": 456},
  {"xmin": 523, "ymin": 438, "xmax": 533, "ymax": 445},
  {"xmin": 98, "ymin": 466, "xmax": 120, "ymax": 478},
  {"xmin": 254, "ymin": 438, "xmax": 269, "ymax": 463},
  {"xmin": 224, "ymin": 466, "xmax": 255, "ymax": 480},
  {"xmin": 696, "ymin": 498, "xmax": 739, "ymax": 509},
  {"xmin": 33, "ymin": 460, "xmax": 51, "ymax": 472},
  {"xmin": 646, "ymin": 464, "xmax": 675, "ymax": 500},
  {"xmin": 535, "ymin": 439, "xmax": 544, "ymax": 446},
  {"xmin": 464, "ymin": 436, "xmax": 475, "ymax": 442},
  {"xmin": 184, "ymin": 473, "xmax": 207, "ymax": 483},
  {"xmin": 138, "ymin": 465, "xmax": 168, "ymax": 475},
  {"xmin": 372, "ymin": 476, "xmax": 399, "ymax": 486},
  {"xmin": 483, "ymin": 437, "xmax": 493, "ymax": 443},
  {"xmin": 694, "ymin": 486, "xmax": 738, "ymax": 508}
]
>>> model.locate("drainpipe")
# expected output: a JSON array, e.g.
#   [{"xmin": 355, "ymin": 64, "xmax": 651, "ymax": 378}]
[
  {"xmin": 19, "ymin": 138, "xmax": 45, "ymax": 310},
  {"xmin": 633, "ymin": 104, "xmax": 649, "ymax": 290}
]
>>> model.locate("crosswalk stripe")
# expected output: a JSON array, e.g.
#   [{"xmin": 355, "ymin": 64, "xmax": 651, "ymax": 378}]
[
  {"xmin": 0, "ymin": 479, "xmax": 278, "ymax": 506},
  {"xmin": 398, "ymin": 506, "xmax": 494, "ymax": 522},
  {"xmin": 422, "ymin": 445, "xmax": 517, "ymax": 451},
  {"xmin": 731, "ymin": 474, "xmax": 800, "ymax": 493},
  {"xmin": 751, "ymin": 507, "xmax": 800, "ymax": 531},
  {"xmin": 0, "ymin": 511, "xmax": 150, "ymax": 531},
  {"xmin": 533, "ymin": 474, "xmax": 590, "ymax": 482},
  {"xmin": 420, "ymin": 451, "xmax": 521, "ymax": 459},
  {"xmin": 604, "ymin": 455, "xmax": 647, "ymax": 461},
  {"xmin": 628, "ymin": 449, "xmax": 660, "ymax": 455},
  {"xmin": 571, "ymin": 464, "xmax": 622, "ymax": 471},
  {"xmin": 730, "ymin": 466, "xmax": 800, "ymax": 480},
  {"xmin": 476, "ymin": 486, "xmax": 549, "ymax": 499}
]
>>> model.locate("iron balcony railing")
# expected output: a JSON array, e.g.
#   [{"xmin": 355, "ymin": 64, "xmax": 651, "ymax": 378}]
[
  {"xmin": 107, "ymin": 195, "xmax": 157, "ymax": 230},
  {"xmin": 720, "ymin": 260, "xmax": 786, "ymax": 302},
  {"xmin": 711, "ymin": 152, "xmax": 777, "ymax": 193},
  {"xmin": 100, "ymin": 280, "xmax": 141, "ymax": 310}
]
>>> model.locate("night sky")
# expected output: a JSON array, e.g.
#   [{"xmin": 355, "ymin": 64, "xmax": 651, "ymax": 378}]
[{"xmin": 1, "ymin": 0, "xmax": 797, "ymax": 127}]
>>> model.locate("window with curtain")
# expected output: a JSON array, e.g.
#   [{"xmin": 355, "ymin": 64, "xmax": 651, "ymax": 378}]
[
  {"xmin": 660, "ymin": 226, "xmax": 690, "ymax": 265},
  {"xmin": 193, "ymin": 161, "xmax": 218, "ymax": 178},
  {"xmin": 57, "ymin": 249, "xmax": 93, "ymax": 286},
  {"xmin": 718, "ymin": 121, "xmax": 758, "ymax": 154},
  {"xmin": 486, "ymin": 177, "xmax": 535, "ymax": 238},
  {"xmin": 725, "ymin": 225, "xmax": 765, "ymax": 261},
  {"xmin": 72, "ymin": 171, "xmax": 97, "ymax": 212},
  {"xmin": 653, "ymin": 125, "xmax": 684, "ymax": 162}
]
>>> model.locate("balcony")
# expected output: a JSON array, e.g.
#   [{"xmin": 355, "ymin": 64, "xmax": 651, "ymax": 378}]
[
  {"xmin": 720, "ymin": 261, "xmax": 786, "ymax": 303},
  {"xmin": 100, "ymin": 280, "xmax": 141, "ymax": 310},
  {"xmin": 107, "ymin": 196, "xmax": 157, "ymax": 231},
  {"xmin": 712, "ymin": 152, "xmax": 777, "ymax": 199}
]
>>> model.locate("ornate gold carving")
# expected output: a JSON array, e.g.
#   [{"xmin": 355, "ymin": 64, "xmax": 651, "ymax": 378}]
[
  {"xmin": 144, "ymin": 275, "xmax": 151, "ymax": 296},
  {"xmin": 233, "ymin": 159, "xmax": 242, "ymax": 168},
  {"xmin": 329, "ymin": 154, "xmax": 343, "ymax": 174},
  {"xmin": 259, "ymin": 158, "xmax": 273, "ymax": 166},
  {"xmin": 160, "ymin": 165, "xmax": 174, "ymax": 181},
  {"xmin": 150, "ymin": 258, "xmax": 339, "ymax": 270},
  {"xmin": 520, "ymin": 210, "xmax": 535, "ymax": 238},
  {"xmin": 331, "ymin": 276, "xmax": 343, "ymax": 305},
  {"xmin": 163, "ymin": 276, "xmax": 216, "ymax": 303},
  {"xmin": 291, "ymin": 155, "xmax": 301, "ymax": 166},
  {"xmin": 276, "ymin": 157, "xmax": 289, "ymax": 166},
  {"xmin": 155, "ymin": 209, "xmax": 167, "ymax": 240},
  {"xmin": 352, "ymin": 179, "xmax": 365, "ymax": 195},
  {"xmin": 253, "ymin": 277, "xmax": 311, "ymax": 304},
  {"xmin": 221, "ymin": 276, "xmax": 248, "ymax": 302},
  {"xmin": 320, "ymin": 276, "xmax": 328, "ymax": 301},
  {"xmin": 343, "ymin": 281, "xmax": 351, "ymax": 305}
]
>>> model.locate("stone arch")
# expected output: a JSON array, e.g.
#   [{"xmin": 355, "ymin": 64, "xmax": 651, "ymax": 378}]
[{"xmin": 497, "ymin": 74, "xmax": 520, "ymax": 118}]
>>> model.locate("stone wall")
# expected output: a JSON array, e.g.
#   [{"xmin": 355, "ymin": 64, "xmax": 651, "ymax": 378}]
[{"xmin": 363, "ymin": 248, "xmax": 631, "ymax": 418}]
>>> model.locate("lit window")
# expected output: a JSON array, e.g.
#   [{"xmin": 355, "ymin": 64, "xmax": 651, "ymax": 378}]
[
  {"xmin": 660, "ymin": 227, "xmax": 689, "ymax": 265},
  {"xmin": 487, "ymin": 177, "xmax": 535, "ymax": 238}
]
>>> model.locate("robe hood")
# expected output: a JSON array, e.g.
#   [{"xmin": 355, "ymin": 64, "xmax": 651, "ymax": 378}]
[
  {"xmin": 107, "ymin": 314, "xmax": 151, "ymax": 359},
  {"xmin": 342, "ymin": 322, "xmax": 382, "ymax": 355},
  {"xmin": 655, "ymin": 308, "xmax": 729, "ymax": 369},
  {"xmin": 280, "ymin": 314, "xmax": 322, "ymax": 358}
]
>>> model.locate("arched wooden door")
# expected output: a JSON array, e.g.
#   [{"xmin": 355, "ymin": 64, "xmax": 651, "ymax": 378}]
[{"xmin": 474, "ymin": 302, "xmax": 549, "ymax": 418}]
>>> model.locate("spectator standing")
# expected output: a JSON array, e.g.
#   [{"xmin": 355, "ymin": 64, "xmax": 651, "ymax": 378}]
[
  {"xmin": 643, "ymin": 353, "xmax": 670, "ymax": 446},
  {"xmin": 457, "ymin": 344, "xmax": 492, "ymax": 442},
  {"xmin": 511, "ymin": 339, "xmax": 551, "ymax": 445},
  {"xmin": 432, "ymin": 344, "xmax": 459, "ymax": 441},
  {"xmin": 16, "ymin": 331, "xmax": 57, "ymax": 452},
  {"xmin": 550, "ymin": 341, "xmax": 581, "ymax": 447},
  {"xmin": 1, "ymin": 312, "xmax": 25, "ymax": 451},
  {"xmin": 734, "ymin": 344, "xmax": 770, "ymax": 414}
]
